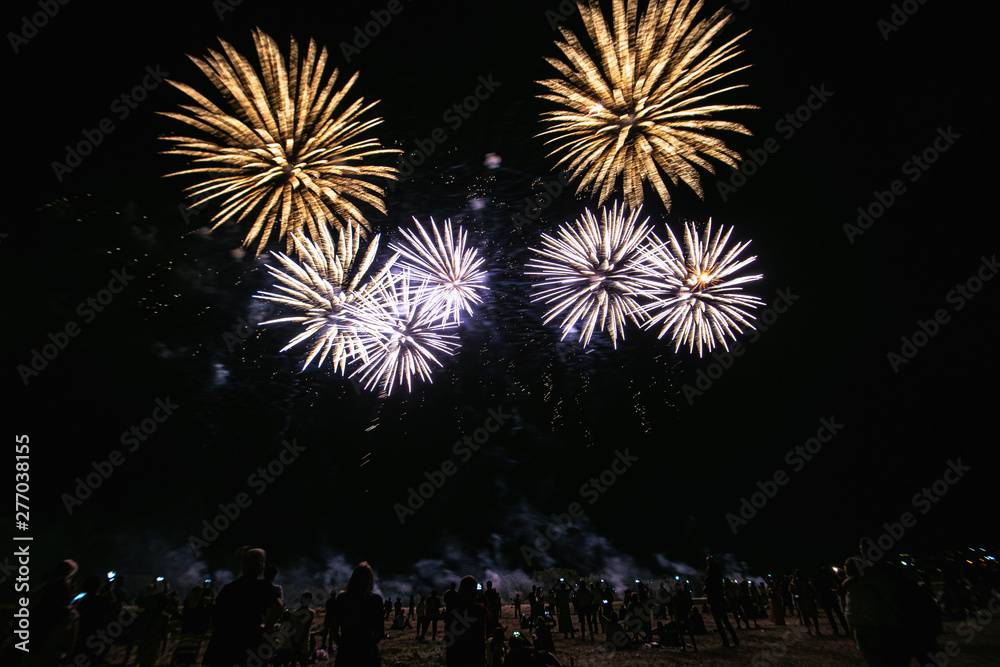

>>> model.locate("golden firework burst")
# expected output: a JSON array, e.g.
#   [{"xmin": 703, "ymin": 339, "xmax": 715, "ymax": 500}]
[
  {"xmin": 160, "ymin": 29, "xmax": 400, "ymax": 255},
  {"xmin": 537, "ymin": 0, "xmax": 756, "ymax": 210}
]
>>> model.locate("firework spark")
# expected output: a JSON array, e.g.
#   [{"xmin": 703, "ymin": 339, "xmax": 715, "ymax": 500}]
[
  {"xmin": 254, "ymin": 223, "xmax": 396, "ymax": 373},
  {"xmin": 160, "ymin": 29, "xmax": 399, "ymax": 255},
  {"xmin": 537, "ymin": 0, "xmax": 756, "ymax": 210},
  {"xmin": 637, "ymin": 219, "xmax": 763, "ymax": 356},
  {"xmin": 527, "ymin": 202, "xmax": 657, "ymax": 348},
  {"xmin": 346, "ymin": 271, "xmax": 460, "ymax": 394},
  {"xmin": 390, "ymin": 217, "xmax": 487, "ymax": 324}
]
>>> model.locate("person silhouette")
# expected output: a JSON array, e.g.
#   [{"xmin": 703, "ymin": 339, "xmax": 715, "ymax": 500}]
[
  {"xmin": 444, "ymin": 575, "xmax": 492, "ymax": 667},
  {"xmin": 329, "ymin": 562, "xmax": 385, "ymax": 667},
  {"xmin": 321, "ymin": 579, "xmax": 337, "ymax": 651},
  {"xmin": 426, "ymin": 588, "xmax": 442, "ymax": 641},
  {"xmin": 203, "ymin": 548, "xmax": 283, "ymax": 667},
  {"xmin": 289, "ymin": 592, "xmax": 315, "ymax": 667},
  {"xmin": 704, "ymin": 556, "xmax": 739, "ymax": 647}
]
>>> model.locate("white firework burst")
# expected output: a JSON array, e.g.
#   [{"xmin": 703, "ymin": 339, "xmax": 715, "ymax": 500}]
[
  {"xmin": 345, "ymin": 271, "xmax": 460, "ymax": 394},
  {"xmin": 527, "ymin": 202, "xmax": 658, "ymax": 348},
  {"xmin": 254, "ymin": 222, "xmax": 396, "ymax": 373},
  {"xmin": 390, "ymin": 217, "xmax": 487, "ymax": 324},
  {"xmin": 637, "ymin": 219, "xmax": 763, "ymax": 356}
]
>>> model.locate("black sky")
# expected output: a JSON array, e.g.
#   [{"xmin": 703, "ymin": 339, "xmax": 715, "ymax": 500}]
[{"xmin": 4, "ymin": 0, "xmax": 997, "ymax": 594}]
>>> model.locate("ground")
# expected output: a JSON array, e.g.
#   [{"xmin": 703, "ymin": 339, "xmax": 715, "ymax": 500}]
[{"xmin": 100, "ymin": 602, "xmax": 1000, "ymax": 666}]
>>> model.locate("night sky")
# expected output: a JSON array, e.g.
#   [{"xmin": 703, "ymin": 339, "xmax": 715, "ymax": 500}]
[{"xmin": 4, "ymin": 0, "xmax": 997, "ymax": 597}]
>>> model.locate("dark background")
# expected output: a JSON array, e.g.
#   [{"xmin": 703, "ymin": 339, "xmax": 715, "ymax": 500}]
[{"xmin": 3, "ymin": 0, "xmax": 996, "ymax": 596}]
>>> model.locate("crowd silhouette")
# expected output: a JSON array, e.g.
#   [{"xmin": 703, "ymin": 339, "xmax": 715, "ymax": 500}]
[{"xmin": 5, "ymin": 542, "xmax": 998, "ymax": 667}]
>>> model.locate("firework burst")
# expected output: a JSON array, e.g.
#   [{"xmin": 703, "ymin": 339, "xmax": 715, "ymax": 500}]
[
  {"xmin": 537, "ymin": 0, "xmax": 756, "ymax": 210},
  {"xmin": 528, "ymin": 202, "xmax": 657, "ymax": 348},
  {"xmin": 390, "ymin": 217, "xmax": 487, "ymax": 324},
  {"xmin": 345, "ymin": 271, "xmax": 460, "ymax": 394},
  {"xmin": 254, "ymin": 223, "xmax": 396, "ymax": 374},
  {"xmin": 160, "ymin": 29, "xmax": 399, "ymax": 255},
  {"xmin": 637, "ymin": 219, "xmax": 763, "ymax": 356}
]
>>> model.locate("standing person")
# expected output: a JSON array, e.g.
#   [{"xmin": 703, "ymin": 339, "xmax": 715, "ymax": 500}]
[
  {"xmin": 589, "ymin": 582, "xmax": 602, "ymax": 633},
  {"xmin": 289, "ymin": 592, "xmax": 315, "ymax": 667},
  {"xmin": 33, "ymin": 559, "xmax": 80, "ymax": 667},
  {"xmin": 69, "ymin": 575, "xmax": 110, "ymax": 667},
  {"xmin": 857, "ymin": 539, "xmax": 938, "ymax": 663},
  {"xmin": 383, "ymin": 598, "xmax": 393, "ymax": 622},
  {"xmin": 815, "ymin": 568, "xmax": 849, "ymax": 636},
  {"xmin": 486, "ymin": 627, "xmax": 507, "ymax": 667},
  {"xmin": 485, "ymin": 581, "xmax": 502, "ymax": 622},
  {"xmin": 842, "ymin": 557, "xmax": 909, "ymax": 667},
  {"xmin": 554, "ymin": 579, "xmax": 575, "ymax": 638},
  {"xmin": 671, "ymin": 579, "xmax": 698, "ymax": 651},
  {"xmin": 574, "ymin": 580, "xmax": 593, "ymax": 641},
  {"xmin": 329, "ymin": 562, "xmax": 385, "ymax": 667},
  {"xmin": 444, "ymin": 582, "xmax": 460, "ymax": 615},
  {"xmin": 767, "ymin": 576, "xmax": 786, "ymax": 625},
  {"xmin": 529, "ymin": 586, "xmax": 541, "ymax": 620},
  {"xmin": 203, "ymin": 548, "xmax": 283, "ymax": 667},
  {"xmin": 704, "ymin": 556, "xmax": 739, "ymax": 647},
  {"xmin": 321, "ymin": 580, "xmax": 337, "ymax": 651},
  {"xmin": 738, "ymin": 581, "xmax": 760, "ymax": 629},
  {"xmin": 725, "ymin": 579, "xmax": 749, "ymax": 629},
  {"xmin": 263, "ymin": 564, "xmax": 285, "ymax": 631},
  {"xmin": 136, "ymin": 580, "xmax": 172, "ymax": 667},
  {"xmin": 793, "ymin": 570, "xmax": 821, "ymax": 635},
  {"xmin": 416, "ymin": 595, "xmax": 429, "ymax": 640},
  {"xmin": 426, "ymin": 589, "xmax": 442, "ymax": 641},
  {"xmin": 171, "ymin": 584, "xmax": 213, "ymax": 666},
  {"xmin": 444, "ymin": 576, "xmax": 492, "ymax": 667}
]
